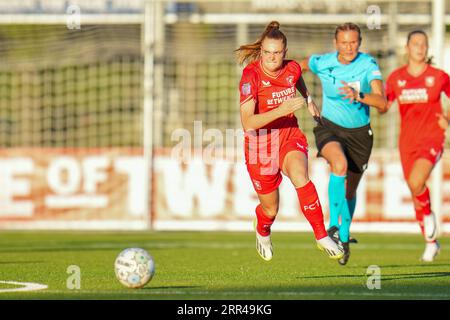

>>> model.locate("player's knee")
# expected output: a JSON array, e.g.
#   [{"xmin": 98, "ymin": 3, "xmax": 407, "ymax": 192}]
[
  {"xmin": 284, "ymin": 162, "xmax": 308, "ymax": 187},
  {"xmin": 407, "ymin": 179, "xmax": 424, "ymax": 196},
  {"xmin": 330, "ymin": 160, "xmax": 347, "ymax": 176},
  {"xmin": 287, "ymin": 170, "xmax": 309, "ymax": 188},
  {"xmin": 261, "ymin": 204, "xmax": 278, "ymax": 218}
]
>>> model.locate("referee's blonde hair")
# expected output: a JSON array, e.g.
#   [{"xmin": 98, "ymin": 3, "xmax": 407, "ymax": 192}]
[{"xmin": 334, "ymin": 22, "xmax": 362, "ymax": 44}]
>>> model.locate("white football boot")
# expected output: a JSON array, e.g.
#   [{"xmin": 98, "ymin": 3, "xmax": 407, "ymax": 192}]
[
  {"xmin": 256, "ymin": 231, "xmax": 273, "ymax": 261},
  {"xmin": 421, "ymin": 241, "xmax": 440, "ymax": 262},
  {"xmin": 423, "ymin": 212, "xmax": 438, "ymax": 242},
  {"xmin": 254, "ymin": 220, "xmax": 273, "ymax": 261},
  {"xmin": 316, "ymin": 236, "xmax": 344, "ymax": 260}
]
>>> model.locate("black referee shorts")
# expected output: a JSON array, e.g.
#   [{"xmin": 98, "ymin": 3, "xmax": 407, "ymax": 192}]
[{"xmin": 313, "ymin": 117, "xmax": 374, "ymax": 174}]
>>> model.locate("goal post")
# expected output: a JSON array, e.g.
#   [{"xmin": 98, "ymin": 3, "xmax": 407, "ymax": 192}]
[{"xmin": 0, "ymin": 3, "xmax": 148, "ymax": 230}]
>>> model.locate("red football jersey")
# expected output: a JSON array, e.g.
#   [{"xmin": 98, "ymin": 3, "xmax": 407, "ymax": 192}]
[
  {"xmin": 386, "ymin": 65, "xmax": 450, "ymax": 150},
  {"xmin": 239, "ymin": 59, "xmax": 301, "ymax": 131}
]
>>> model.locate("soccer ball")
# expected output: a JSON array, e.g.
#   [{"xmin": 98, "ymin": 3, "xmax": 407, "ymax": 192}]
[{"xmin": 114, "ymin": 248, "xmax": 155, "ymax": 288}]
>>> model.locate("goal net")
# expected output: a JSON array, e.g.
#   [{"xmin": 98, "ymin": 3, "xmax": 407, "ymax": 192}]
[{"xmin": 0, "ymin": 22, "xmax": 147, "ymax": 229}]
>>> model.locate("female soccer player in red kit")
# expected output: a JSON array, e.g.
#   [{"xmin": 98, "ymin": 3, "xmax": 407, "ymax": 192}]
[
  {"xmin": 236, "ymin": 21, "xmax": 343, "ymax": 261},
  {"xmin": 384, "ymin": 30, "xmax": 450, "ymax": 262}
]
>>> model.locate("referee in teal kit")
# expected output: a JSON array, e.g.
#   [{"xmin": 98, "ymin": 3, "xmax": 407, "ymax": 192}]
[{"xmin": 300, "ymin": 23, "xmax": 387, "ymax": 265}]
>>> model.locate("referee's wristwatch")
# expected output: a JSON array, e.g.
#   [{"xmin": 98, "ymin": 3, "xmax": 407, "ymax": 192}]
[{"xmin": 358, "ymin": 91, "xmax": 365, "ymax": 100}]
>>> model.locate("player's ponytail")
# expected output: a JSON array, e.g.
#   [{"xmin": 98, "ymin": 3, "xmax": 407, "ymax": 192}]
[
  {"xmin": 235, "ymin": 21, "xmax": 287, "ymax": 65},
  {"xmin": 406, "ymin": 30, "xmax": 433, "ymax": 65}
]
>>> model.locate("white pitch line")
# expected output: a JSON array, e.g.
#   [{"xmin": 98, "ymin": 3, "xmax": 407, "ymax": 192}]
[
  {"xmin": 40, "ymin": 289, "xmax": 450, "ymax": 299},
  {"xmin": 0, "ymin": 281, "xmax": 48, "ymax": 293}
]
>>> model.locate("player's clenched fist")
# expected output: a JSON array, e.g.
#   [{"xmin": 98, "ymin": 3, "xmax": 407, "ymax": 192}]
[
  {"xmin": 436, "ymin": 113, "xmax": 449, "ymax": 131},
  {"xmin": 277, "ymin": 97, "xmax": 306, "ymax": 116}
]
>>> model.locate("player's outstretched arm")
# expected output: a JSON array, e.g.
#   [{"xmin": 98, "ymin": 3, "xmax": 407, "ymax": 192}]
[
  {"xmin": 296, "ymin": 75, "xmax": 322, "ymax": 124},
  {"xmin": 240, "ymin": 98, "xmax": 306, "ymax": 132},
  {"xmin": 379, "ymin": 101, "xmax": 394, "ymax": 114}
]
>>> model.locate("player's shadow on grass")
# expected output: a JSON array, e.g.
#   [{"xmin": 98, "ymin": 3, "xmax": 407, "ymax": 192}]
[
  {"xmin": 298, "ymin": 274, "xmax": 362, "ymax": 280},
  {"xmin": 0, "ymin": 247, "xmax": 123, "ymax": 253},
  {"xmin": 378, "ymin": 263, "xmax": 450, "ymax": 268},
  {"xmin": 141, "ymin": 286, "xmax": 202, "ymax": 290},
  {"xmin": 0, "ymin": 261, "xmax": 45, "ymax": 265},
  {"xmin": 381, "ymin": 272, "xmax": 450, "ymax": 281},
  {"xmin": 298, "ymin": 271, "xmax": 450, "ymax": 281}
]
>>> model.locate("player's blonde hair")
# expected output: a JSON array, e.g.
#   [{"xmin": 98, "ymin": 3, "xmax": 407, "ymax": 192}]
[{"xmin": 235, "ymin": 21, "xmax": 287, "ymax": 66}]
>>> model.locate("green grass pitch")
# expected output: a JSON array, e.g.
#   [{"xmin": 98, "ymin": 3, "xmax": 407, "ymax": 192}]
[{"xmin": 0, "ymin": 231, "xmax": 449, "ymax": 299}]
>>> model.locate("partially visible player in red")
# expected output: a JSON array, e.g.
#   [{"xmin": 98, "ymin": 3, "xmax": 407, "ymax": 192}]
[
  {"xmin": 384, "ymin": 30, "xmax": 450, "ymax": 262},
  {"xmin": 235, "ymin": 21, "xmax": 343, "ymax": 261}
]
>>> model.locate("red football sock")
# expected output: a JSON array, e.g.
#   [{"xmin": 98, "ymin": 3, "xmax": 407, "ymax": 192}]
[
  {"xmin": 414, "ymin": 187, "xmax": 431, "ymax": 216},
  {"xmin": 417, "ymin": 218, "xmax": 425, "ymax": 237},
  {"xmin": 414, "ymin": 188, "xmax": 436, "ymax": 243},
  {"xmin": 255, "ymin": 204, "xmax": 275, "ymax": 237},
  {"xmin": 296, "ymin": 180, "xmax": 327, "ymax": 240}
]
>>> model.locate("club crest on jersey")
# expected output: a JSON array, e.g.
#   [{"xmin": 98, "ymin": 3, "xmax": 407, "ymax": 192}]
[
  {"xmin": 425, "ymin": 76, "xmax": 435, "ymax": 87},
  {"xmin": 242, "ymin": 83, "xmax": 251, "ymax": 95},
  {"xmin": 397, "ymin": 80, "xmax": 406, "ymax": 87},
  {"xmin": 286, "ymin": 75, "xmax": 294, "ymax": 86},
  {"xmin": 262, "ymin": 80, "xmax": 271, "ymax": 87}
]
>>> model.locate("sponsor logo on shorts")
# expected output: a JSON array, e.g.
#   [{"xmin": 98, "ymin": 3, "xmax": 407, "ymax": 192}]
[
  {"xmin": 430, "ymin": 148, "xmax": 442, "ymax": 163},
  {"xmin": 253, "ymin": 179, "xmax": 262, "ymax": 191},
  {"xmin": 296, "ymin": 142, "xmax": 306, "ymax": 151},
  {"xmin": 430, "ymin": 148, "xmax": 437, "ymax": 156}
]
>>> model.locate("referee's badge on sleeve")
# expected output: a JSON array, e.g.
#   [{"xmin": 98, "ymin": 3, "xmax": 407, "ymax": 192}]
[
  {"xmin": 372, "ymin": 70, "xmax": 381, "ymax": 76},
  {"xmin": 242, "ymin": 83, "xmax": 251, "ymax": 95}
]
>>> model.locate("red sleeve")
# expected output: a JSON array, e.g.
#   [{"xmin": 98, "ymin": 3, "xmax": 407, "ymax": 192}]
[
  {"xmin": 239, "ymin": 68, "xmax": 258, "ymax": 106},
  {"xmin": 385, "ymin": 73, "xmax": 397, "ymax": 102},
  {"xmin": 291, "ymin": 60, "xmax": 302, "ymax": 78},
  {"xmin": 441, "ymin": 71, "xmax": 450, "ymax": 97},
  {"xmin": 285, "ymin": 60, "xmax": 302, "ymax": 85}
]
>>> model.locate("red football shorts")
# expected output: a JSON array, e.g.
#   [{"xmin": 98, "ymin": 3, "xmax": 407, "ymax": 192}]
[
  {"xmin": 245, "ymin": 127, "xmax": 308, "ymax": 194},
  {"xmin": 400, "ymin": 138, "xmax": 444, "ymax": 180}
]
